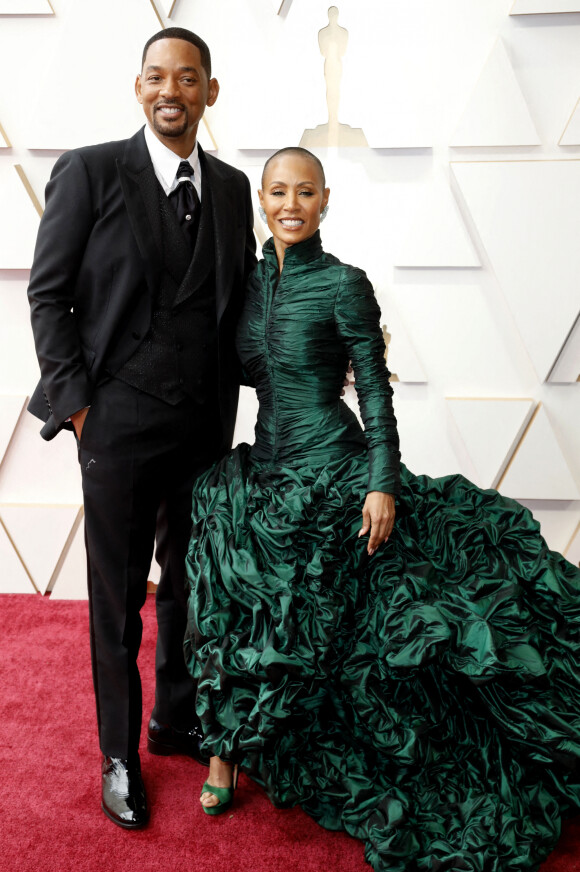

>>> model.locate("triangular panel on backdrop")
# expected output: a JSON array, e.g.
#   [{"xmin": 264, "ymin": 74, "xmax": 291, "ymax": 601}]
[
  {"xmin": 148, "ymin": 0, "xmax": 188, "ymax": 25},
  {"xmin": 565, "ymin": 522, "xmax": 580, "ymax": 568},
  {"xmin": 0, "ymin": 121, "xmax": 10, "ymax": 148},
  {"xmin": 0, "ymin": 518, "xmax": 36, "ymax": 593},
  {"xmin": 446, "ymin": 398, "xmax": 535, "ymax": 489},
  {"xmin": 25, "ymin": 0, "xmax": 160, "ymax": 149},
  {"xmin": 147, "ymin": 0, "xmax": 166, "ymax": 26},
  {"xmin": 49, "ymin": 511, "xmax": 87, "ymax": 600},
  {"xmin": 451, "ymin": 159, "xmax": 580, "ymax": 383},
  {"xmin": 560, "ymin": 97, "xmax": 580, "ymax": 146},
  {"xmin": 0, "ymin": 403, "xmax": 82, "ymax": 504},
  {"xmin": 498, "ymin": 405, "xmax": 580, "ymax": 500},
  {"xmin": 511, "ymin": 0, "xmax": 580, "ymax": 12},
  {"xmin": 381, "ymin": 311, "xmax": 427, "ymax": 383},
  {"xmin": 198, "ymin": 117, "xmax": 217, "ymax": 153},
  {"xmin": 451, "ymin": 40, "xmax": 540, "ymax": 147},
  {"xmin": 46, "ymin": 513, "xmax": 164, "ymax": 596},
  {"xmin": 0, "ymin": 396, "xmax": 27, "ymax": 469},
  {"xmin": 0, "ymin": 505, "xmax": 81, "ymax": 595},
  {"xmin": 0, "ymin": 0, "xmax": 53, "ymax": 12},
  {"xmin": 0, "ymin": 165, "xmax": 41, "ymax": 268},
  {"xmin": 548, "ymin": 313, "xmax": 580, "ymax": 383},
  {"xmin": 395, "ymin": 181, "xmax": 480, "ymax": 268},
  {"xmin": 518, "ymin": 503, "xmax": 580, "ymax": 557},
  {"xmin": 390, "ymin": 283, "xmax": 523, "ymax": 392},
  {"xmin": 15, "ymin": 165, "xmax": 43, "ymax": 217}
]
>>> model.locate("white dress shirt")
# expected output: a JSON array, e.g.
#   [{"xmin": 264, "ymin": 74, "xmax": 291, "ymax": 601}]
[{"xmin": 144, "ymin": 124, "xmax": 202, "ymax": 202}]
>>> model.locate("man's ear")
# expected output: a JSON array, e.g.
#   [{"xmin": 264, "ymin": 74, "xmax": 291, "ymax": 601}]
[
  {"xmin": 135, "ymin": 74, "xmax": 143, "ymax": 104},
  {"xmin": 207, "ymin": 78, "xmax": 220, "ymax": 108}
]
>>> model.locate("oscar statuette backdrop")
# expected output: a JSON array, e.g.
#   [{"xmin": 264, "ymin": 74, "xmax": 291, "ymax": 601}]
[{"xmin": 0, "ymin": 0, "xmax": 578, "ymax": 598}]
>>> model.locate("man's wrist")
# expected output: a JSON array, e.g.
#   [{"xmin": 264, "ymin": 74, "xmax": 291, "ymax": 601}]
[{"xmin": 66, "ymin": 406, "xmax": 90, "ymax": 423}]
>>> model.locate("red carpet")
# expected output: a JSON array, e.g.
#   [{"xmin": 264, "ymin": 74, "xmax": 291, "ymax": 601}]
[{"xmin": 1, "ymin": 593, "xmax": 579, "ymax": 872}]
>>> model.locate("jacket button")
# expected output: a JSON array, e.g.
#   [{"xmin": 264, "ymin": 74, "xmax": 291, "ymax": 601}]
[{"xmin": 176, "ymin": 342, "xmax": 183, "ymax": 351}]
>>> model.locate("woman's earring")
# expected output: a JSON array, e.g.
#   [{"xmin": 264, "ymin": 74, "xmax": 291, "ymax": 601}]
[
  {"xmin": 320, "ymin": 205, "xmax": 329, "ymax": 222},
  {"xmin": 259, "ymin": 206, "xmax": 268, "ymax": 223}
]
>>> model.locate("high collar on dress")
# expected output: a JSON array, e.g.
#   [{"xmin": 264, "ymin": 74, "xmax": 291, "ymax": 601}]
[{"xmin": 262, "ymin": 230, "xmax": 324, "ymax": 271}]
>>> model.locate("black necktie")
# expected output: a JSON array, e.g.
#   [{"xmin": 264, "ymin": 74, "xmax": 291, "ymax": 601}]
[{"xmin": 168, "ymin": 160, "xmax": 200, "ymax": 249}]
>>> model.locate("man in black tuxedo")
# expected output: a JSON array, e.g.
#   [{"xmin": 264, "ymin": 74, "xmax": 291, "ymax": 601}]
[{"xmin": 27, "ymin": 27, "xmax": 256, "ymax": 828}]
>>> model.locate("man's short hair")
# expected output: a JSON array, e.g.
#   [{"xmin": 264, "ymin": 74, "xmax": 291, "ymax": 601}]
[{"xmin": 142, "ymin": 27, "xmax": 212, "ymax": 79}]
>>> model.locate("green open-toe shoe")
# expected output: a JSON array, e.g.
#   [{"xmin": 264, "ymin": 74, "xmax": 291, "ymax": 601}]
[{"xmin": 200, "ymin": 764, "xmax": 239, "ymax": 816}]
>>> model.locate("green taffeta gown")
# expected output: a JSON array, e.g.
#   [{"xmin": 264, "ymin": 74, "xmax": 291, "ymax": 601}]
[{"xmin": 185, "ymin": 232, "xmax": 580, "ymax": 871}]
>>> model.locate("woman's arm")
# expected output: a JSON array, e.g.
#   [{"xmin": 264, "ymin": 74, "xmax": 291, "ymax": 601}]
[{"xmin": 334, "ymin": 265, "xmax": 401, "ymax": 553}]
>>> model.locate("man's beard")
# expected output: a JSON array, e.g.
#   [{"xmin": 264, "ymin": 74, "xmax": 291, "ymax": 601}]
[{"xmin": 153, "ymin": 107, "xmax": 188, "ymax": 138}]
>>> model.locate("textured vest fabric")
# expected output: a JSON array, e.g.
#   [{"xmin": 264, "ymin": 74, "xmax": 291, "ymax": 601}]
[{"xmin": 116, "ymin": 178, "xmax": 219, "ymax": 405}]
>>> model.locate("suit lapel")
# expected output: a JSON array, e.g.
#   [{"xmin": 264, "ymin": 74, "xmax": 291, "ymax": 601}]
[
  {"xmin": 118, "ymin": 134, "xmax": 238, "ymax": 322},
  {"xmin": 116, "ymin": 128, "xmax": 163, "ymax": 297},
  {"xmin": 200, "ymin": 148, "xmax": 237, "ymax": 324}
]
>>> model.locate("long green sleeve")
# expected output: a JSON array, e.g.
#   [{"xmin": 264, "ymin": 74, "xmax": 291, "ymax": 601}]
[{"xmin": 334, "ymin": 266, "xmax": 401, "ymax": 495}]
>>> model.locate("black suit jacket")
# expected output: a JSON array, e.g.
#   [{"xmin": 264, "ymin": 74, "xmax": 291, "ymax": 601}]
[{"xmin": 27, "ymin": 127, "xmax": 257, "ymax": 447}]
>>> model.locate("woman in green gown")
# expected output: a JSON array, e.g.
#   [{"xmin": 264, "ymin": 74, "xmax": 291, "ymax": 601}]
[{"xmin": 185, "ymin": 147, "xmax": 580, "ymax": 871}]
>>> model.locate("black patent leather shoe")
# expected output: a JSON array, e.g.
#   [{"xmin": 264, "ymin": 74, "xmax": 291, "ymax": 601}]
[
  {"xmin": 147, "ymin": 718, "xmax": 209, "ymax": 766},
  {"xmin": 101, "ymin": 756, "xmax": 149, "ymax": 829}
]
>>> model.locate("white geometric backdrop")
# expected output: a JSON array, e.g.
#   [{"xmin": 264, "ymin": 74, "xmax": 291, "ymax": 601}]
[{"xmin": 0, "ymin": 0, "xmax": 578, "ymax": 599}]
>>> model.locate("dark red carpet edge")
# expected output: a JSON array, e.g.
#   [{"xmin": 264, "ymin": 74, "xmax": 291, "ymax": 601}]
[{"xmin": 1, "ymin": 594, "xmax": 579, "ymax": 872}]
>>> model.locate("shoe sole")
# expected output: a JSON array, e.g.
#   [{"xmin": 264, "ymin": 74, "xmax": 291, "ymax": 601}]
[
  {"xmin": 101, "ymin": 801, "xmax": 149, "ymax": 829},
  {"xmin": 147, "ymin": 735, "xmax": 210, "ymax": 766},
  {"xmin": 146, "ymin": 736, "xmax": 175, "ymax": 756}
]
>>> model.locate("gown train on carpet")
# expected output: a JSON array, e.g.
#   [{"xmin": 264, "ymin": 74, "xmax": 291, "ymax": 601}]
[{"xmin": 185, "ymin": 233, "xmax": 580, "ymax": 872}]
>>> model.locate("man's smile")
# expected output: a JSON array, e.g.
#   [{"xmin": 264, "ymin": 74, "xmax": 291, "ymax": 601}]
[{"xmin": 155, "ymin": 103, "xmax": 185, "ymax": 118}]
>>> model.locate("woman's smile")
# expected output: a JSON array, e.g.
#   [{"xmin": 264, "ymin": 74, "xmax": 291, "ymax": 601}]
[{"xmin": 279, "ymin": 218, "xmax": 304, "ymax": 227}]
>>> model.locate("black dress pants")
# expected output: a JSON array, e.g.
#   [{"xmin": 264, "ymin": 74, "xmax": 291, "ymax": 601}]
[{"xmin": 78, "ymin": 378, "xmax": 218, "ymax": 759}]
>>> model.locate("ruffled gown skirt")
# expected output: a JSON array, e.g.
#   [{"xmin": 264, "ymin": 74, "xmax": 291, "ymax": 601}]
[{"xmin": 185, "ymin": 444, "xmax": 580, "ymax": 872}]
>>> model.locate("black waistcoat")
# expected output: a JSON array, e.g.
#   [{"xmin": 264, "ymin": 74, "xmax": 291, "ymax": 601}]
[{"xmin": 117, "ymin": 176, "xmax": 218, "ymax": 405}]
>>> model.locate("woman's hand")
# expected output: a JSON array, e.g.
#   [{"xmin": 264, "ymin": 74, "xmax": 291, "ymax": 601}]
[{"xmin": 358, "ymin": 491, "xmax": 396, "ymax": 555}]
